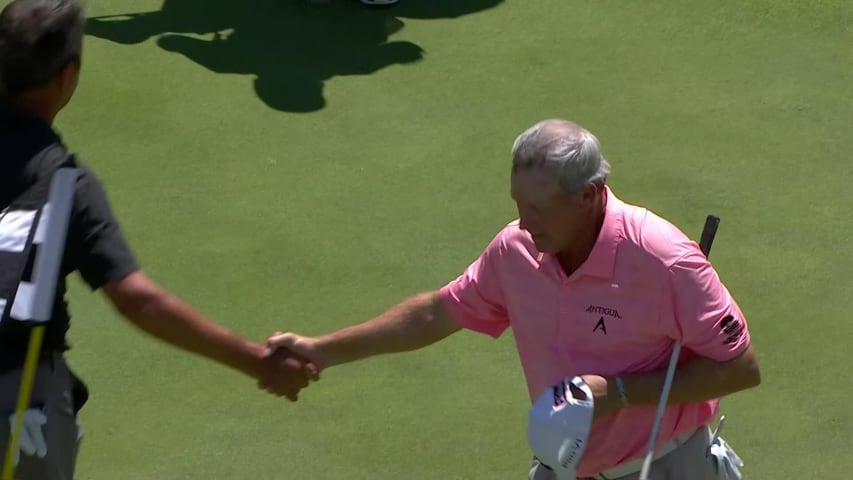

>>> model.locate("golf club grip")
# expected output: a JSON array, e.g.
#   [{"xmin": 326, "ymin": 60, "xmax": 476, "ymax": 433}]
[
  {"xmin": 638, "ymin": 214, "xmax": 721, "ymax": 480},
  {"xmin": 698, "ymin": 215, "xmax": 720, "ymax": 259}
]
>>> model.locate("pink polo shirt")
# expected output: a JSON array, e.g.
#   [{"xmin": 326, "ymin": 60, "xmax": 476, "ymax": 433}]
[{"xmin": 438, "ymin": 187, "xmax": 750, "ymax": 477}]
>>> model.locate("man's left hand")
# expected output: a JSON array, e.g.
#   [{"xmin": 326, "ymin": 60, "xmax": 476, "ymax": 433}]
[
  {"xmin": 581, "ymin": 374, "xmax": 623, "ymax": 420},
  {"xmin": 7, "ymin": 408, "xmax": 48, "ymax": 466}
]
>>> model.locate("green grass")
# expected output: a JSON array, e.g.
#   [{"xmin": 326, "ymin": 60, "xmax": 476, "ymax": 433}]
[{"xmin": 9, "ymin": 0, "xmax": 850, "ymax": 477}]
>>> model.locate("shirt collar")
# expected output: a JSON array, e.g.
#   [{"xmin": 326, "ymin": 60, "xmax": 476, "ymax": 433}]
[{"xmin": 0, "ymin": 101, "xmax": 58, "ymax": 136}]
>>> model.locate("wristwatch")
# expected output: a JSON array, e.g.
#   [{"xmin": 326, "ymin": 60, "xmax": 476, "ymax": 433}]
[{"xmin": 614, "ymin": 376, "xmax": 629, "ymax": 406}]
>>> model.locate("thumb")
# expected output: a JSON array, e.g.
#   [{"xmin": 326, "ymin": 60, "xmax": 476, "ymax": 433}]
[
  {"xmin": 264, "ymin": 331, "xmax": 284, "ymax": 344},
  {"xmin": 262, "ymin": 331, "xmax": 285, "ymax": 351},
  {"xmin": 264, "ymin": 332, "xmax": 298, "ymax": 354}
]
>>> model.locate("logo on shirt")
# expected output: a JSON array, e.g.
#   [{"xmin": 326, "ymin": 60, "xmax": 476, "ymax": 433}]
[
  {"xmin": 587, "ymin": 305, "xmax": 619, "ymax": 335},
  {"xmin": 586, "ymin": 305, "xmax": 622, "ymax": 319},
  {"xmin": 720, "ymin": 314, "xmax": 744, "ymax": 345},
  {"xmin": 593, "ymin": 317, "xmax": 608, "ymax": 335}
]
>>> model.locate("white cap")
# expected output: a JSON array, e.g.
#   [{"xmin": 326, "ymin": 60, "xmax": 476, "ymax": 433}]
[{"xmin": 527, "ymin": 376, "xmax": 595, "ymax": 480}]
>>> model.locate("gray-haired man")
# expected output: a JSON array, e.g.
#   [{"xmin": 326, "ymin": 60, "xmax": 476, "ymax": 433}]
[{"xmin": 266, "ymin": 119, "xmax": 760, "ymax": 479}]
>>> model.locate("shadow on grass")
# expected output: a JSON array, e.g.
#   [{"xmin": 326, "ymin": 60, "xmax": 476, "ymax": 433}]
[{"xmin": 86, "ymin": 0, "xmax": 504, "ymax": 112}]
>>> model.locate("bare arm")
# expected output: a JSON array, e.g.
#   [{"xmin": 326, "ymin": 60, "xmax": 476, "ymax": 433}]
[
  {"xmin": 592, "ymin": 244, "xmax": 762, "ymax": 415},
  {"xmin": 268, "ymin": 290, "xmax": 462, "ymax": 370},
  {"xmin": 103, "ymin": 271, "xmax": 313, "ymax": 398},
  {"xmin": 612, "ymin": 345, "xmax": 761, "ymax": 406},
  {"xmin": 588, "ymin": 345, "xmax": 761, "ymax": 418},
  {"xmin": 103, "ymin": 271, "xmax": 266, "ymax": 378}
]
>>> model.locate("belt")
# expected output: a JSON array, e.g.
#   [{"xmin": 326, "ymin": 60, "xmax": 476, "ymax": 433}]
[{"xmin": 587, "ymin": 427, "xmax": 699, "ymax": 480}]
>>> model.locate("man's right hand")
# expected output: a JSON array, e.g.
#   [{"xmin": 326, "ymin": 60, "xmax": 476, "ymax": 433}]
[
  {"xmin": 264, "ymin": 331, "xmax": 327, "ymax": 371},
  {"xmin": 256, "ymin": 344, "xmax": 320, "ymax": 401}
]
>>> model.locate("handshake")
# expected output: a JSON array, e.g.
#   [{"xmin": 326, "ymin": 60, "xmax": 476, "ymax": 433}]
[{"xmin": 253, "ymin": 332, "xmax": 322, "ymax": 401}]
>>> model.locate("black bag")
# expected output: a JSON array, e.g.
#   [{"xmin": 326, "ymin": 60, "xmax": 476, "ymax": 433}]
[
  {"xmin": 0, "ymin": 146, "xmax": 90, "ymax": 413},
  {"xmin": 68, "ymin": 366, "xmax": 89, "ymax": 414}
]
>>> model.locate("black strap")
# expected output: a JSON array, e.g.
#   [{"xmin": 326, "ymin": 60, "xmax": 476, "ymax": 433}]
[
  {"xmin": 0, "ymin": 146, "xmax": 77, "ymax": 372},
  {"xmin": 0, "ymin": 145, "xmax": 75, "ymax": 326}
]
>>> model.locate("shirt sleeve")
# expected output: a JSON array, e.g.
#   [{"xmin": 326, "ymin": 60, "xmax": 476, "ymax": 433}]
[
  {"xmin": 665, "ymin": 249, "xmax": 751, "ymax": 361},
  {"xmin": 64, "ymin": 166, "xmax": 139, "ymax": 291},
  {"xmin": 438, "ymin": 229, "xmax": 510, "ymax": 338}
]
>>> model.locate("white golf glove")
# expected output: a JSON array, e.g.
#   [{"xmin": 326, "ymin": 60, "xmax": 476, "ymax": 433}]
[
  {"xmin": 7, "ymin": 409, "xmax": 48, "ymax": 466},
  {"xmin": 706, "ymin": 416, "xmax": 743, "ymax": 480},
  {"xmin": 708, "ymin": 436, "xmax": 743, "ymax": 480}
]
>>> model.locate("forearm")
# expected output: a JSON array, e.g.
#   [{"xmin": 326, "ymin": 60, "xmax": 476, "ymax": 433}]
[
  {"xmin": 122, "ymin": 290, "xmax": 264, "ymax": 379},
  {"xmin": 317, "ymin": 291, "xmax": 459, "ymax": 368},
  {"xmin": 613, "ymin": 348, "xmax": 761, "ymax": 406}
]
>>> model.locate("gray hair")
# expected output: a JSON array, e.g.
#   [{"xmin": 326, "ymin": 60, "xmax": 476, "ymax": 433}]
[
  {"xmin": 0, "ymin": 0, "xmax": 85, "ymax": 97},
  {"xmin": 511, "ymin": 119, "xmax": 611, "ymax": 193}
]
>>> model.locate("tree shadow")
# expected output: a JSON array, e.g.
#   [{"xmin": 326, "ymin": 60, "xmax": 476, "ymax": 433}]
[{"xmin": 85, "ymin": 0, "xmax": 504, "ymax": 112}]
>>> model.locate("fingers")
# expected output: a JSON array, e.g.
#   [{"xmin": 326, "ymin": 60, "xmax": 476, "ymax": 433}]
[
  {"xmin": 256, "ymin": 354, "xmax": 312, "ymax": 399},
  {"xmin": 291, "ymin": 372, "xmax": 310, "ymax": 390},
  {"xmin": 257, "ymin": 331, "xmax": 323, "ymax": 398},
  {"xmin": 259, "ymin": 382, "xmax": 306, "ymax": 400},
  {"xmin": 257, "ymin": 379, "xmax": 300, "ymax": 401},
  {"xmin": 33, "ymin": 424, "xmax": 48, "ymax": 458},
  {"xmin": 262, "ymin": 331, "xmax": 285, "ymax": 356},
  {"xmin": 264, "ymin": 332, "xmax": 297, "ymax": 354},
  {"xmin": 30, "ymin": 410, "xmax": 47, "ymax": 458},
  {"xmin": 17, "ymin": 410, "xmax": 47, "ymax": 458},
  {"xmin": 264, "ymin": 331, "xmax": 284, "ymax": 346},
  {"xmin": 19, "ymin": 419, "xmax": 36, "ymax": 456},
  {"xmin": 304, "ymin": 362, "xmax": 320, "ymax": 381}
]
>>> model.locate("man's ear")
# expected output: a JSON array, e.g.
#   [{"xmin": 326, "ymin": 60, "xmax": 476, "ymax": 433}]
[
  {"xmin": 579, "ymin": 182, "xmax": 600, "ymax": 205},
  {"xmin": 56, "ymin": 60, "xmax": 81, "ymax": 96}
]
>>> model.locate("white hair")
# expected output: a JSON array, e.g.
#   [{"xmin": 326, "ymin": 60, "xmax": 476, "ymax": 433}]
[{"xmin": 511, "ymin": 119, "xmax": 611, "ymax": 193}]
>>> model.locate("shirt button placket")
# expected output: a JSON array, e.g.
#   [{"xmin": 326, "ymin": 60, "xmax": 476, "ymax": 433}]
[{"xmin": 556, "ymin": 277, "xmax": 572, "ymax": 366}]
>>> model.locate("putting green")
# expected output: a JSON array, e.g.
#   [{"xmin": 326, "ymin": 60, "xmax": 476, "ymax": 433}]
[{"xmin": 4, "ymin": 0, "xmax": 850, "ymax": 478}]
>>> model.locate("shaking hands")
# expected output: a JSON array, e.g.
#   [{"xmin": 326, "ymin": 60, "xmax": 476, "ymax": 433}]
[{"xmin": 256, "ymin": 332, "xmax": 323, "ymax": 401}]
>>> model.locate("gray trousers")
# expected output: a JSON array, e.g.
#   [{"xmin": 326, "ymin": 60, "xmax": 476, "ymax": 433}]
[
  {"xmin": 0, "ymin": 356, "xmax": 82, "ymax": 480},
  {"xmin": 530, "ymin": 426, "xmax": 722, "ymax": 480}
]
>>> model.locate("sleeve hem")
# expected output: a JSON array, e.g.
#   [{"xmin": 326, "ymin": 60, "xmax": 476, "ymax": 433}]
[{"xmin": 438, "ymin": 285, "xmax": 507, "ymax": 339}]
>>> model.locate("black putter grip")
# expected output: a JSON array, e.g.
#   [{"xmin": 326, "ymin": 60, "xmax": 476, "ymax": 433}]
[{"xmin": 698, "ymin": 215, "xmax": 721, "ymax": 259}]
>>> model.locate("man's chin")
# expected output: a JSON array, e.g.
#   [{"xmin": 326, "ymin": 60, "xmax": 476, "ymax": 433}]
[{"xmin": 532, "ymin": 238, "xmax": 558, "ymax": 254}]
